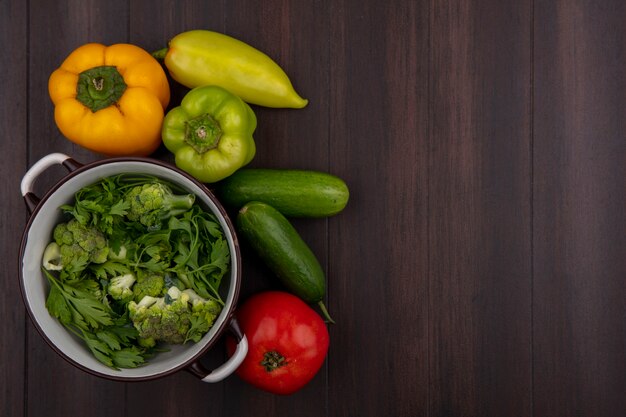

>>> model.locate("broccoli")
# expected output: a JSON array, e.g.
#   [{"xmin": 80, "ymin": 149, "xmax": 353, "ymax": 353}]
[
  {"xmin": 183, "ymin": 289, "xmax": 222, "ymax": 343},
  {"xmin": 128, "ymin": 287, "xmax": 192, "ymax": 344},
  {"xmin": 127, "ymin": 287, "xmax": 221, "ymax": 345},
  {"xmin": 108, "ymin": 273, "xmax": 136, "ymax": 302},
  {"xmin": 125, "ymin": 182, "xmax": 195, "ymax": 229},
  {"xmin": 137, "ymin": 336, "xmax": 157, "ymax": 349},
  {"xmin": 133, "ymin": 272, "xmax": 165, "ymax": 301},
  {"xmin": 43, "ymin": 219, "xmax": 109, "ymax": 271}
]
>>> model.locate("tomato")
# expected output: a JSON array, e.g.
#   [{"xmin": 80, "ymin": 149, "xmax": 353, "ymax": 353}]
[{"xmin": 227, "ymin": 291, "xmax": 329, "ymax": 395}]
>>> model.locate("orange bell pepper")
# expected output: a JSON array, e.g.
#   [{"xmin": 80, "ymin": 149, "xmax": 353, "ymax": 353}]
[{"xmin": 49, "ymin": 43, "xmax": 170, "ymax": 156}]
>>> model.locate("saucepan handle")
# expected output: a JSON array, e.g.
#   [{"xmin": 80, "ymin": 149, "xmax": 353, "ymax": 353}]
[
  {"xmin": 186, "ymin": 317, "xmax": 248, "ymax": 383},
  {"xmin": 20, "ymin": 153, "xmax": 83, "ymax": 214}
]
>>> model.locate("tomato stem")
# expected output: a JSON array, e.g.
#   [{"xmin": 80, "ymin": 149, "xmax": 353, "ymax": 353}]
[{"xmin": 261, "ymin": 350, "xmax": 288, "ymax": 372}]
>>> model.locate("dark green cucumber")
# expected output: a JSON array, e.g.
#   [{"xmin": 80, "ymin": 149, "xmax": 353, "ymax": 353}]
[
  {"xmin": 236, "ymin": 201, "xmax": 334, "ymax": 323},
  {"xmin": 216, "ymin": 169, "xmax": 349, "ymax": 217}
]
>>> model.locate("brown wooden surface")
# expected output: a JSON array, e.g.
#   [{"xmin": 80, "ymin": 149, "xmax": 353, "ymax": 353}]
[{"xmin": 1, "ymin": 0, "xmax": 624, "ymax": 416}]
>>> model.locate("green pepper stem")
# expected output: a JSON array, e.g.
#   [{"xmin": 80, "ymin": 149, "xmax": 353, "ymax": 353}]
[
  {"xmin": 151, "ymin": 47, "xmax": 169, "ymax": 60},
  {"xmin": 184, "ymin": 113, "xmax": 223, "ymax": 153},
  {"xmin": 318, "ymin": 301, "xmax": 335, "ymax": 324}
]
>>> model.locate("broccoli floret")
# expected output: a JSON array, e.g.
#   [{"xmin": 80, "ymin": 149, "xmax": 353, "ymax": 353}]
[
  {"xmin": 183, "ymin": 289, "xmax": 222, "ymax": 343},
  {"xmin": 127, "ymin": 288, "xmax": 221, "ymax": 345},
  {"xmin": 124, "ymin": 182, "xmax": 195, "ymax": 229},
  {"xmin": 183, "ymin": 289, "xmax": 221, "ymax": 314},
  {"xmin": 108, "ymin": 273, "xmax": 136, "ymax": 302},
  {"xmin": 128, "ymin": 287, "xmax": 192, "ymax": 344},
  {"xmin": 133, "ymin": 272, "xmax": 165, "ymax": 302},
  {"xmin": 45, "ymin": 219, "xmax": 109, "ymax": 270},
  {"xmin": 53, "ymin": 223, "xmax": 74, "ymax": 245},
  {"xmin": 137, "ymin": 336, "xmax": 156, "ymax": 349}
]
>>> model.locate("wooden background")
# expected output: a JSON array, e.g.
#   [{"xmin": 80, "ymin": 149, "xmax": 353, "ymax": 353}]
[{"xmin": 1, "ymin": 0, "xmax": 625, "ymax": 416}]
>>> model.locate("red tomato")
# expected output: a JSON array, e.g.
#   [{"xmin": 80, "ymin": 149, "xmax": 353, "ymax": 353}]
[{"xmin": 226, "ymin": 291, "xmax": 330, "ymax": 395}]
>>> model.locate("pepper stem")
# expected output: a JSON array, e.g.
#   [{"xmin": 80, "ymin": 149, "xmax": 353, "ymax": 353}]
[
  {"xmin": 184, "ymin": 113, "xmax": 222, "ymax": 153},
  {"xmin": 318, "ymin": 301, "xmax": 335, "ymax": 324},
  {"xmin": 76, "ymin": 65, "xmax": 127, "ymax": 112},
  {"xmin": 151, "ymin": 47, "xmax": 169, "ymax": 60}
]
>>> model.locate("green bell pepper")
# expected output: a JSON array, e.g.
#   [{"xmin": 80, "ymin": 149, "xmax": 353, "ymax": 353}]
[{"xmin": 162, "ymin": 85, "xmax": 257, "ymax": 183}]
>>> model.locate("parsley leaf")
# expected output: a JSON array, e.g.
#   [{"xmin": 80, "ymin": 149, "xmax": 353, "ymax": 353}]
[
  {"xmin": 111, "ymin": 347, "xmax": 146, "ymax": 368},
  {"xmin": 44, "ymin": 269, "xmax": 113, "ymax": 330},
  {"xmin": 45, "ymin": 285, "xmax": 72, "ymax": 325},
  {"xmin": 96, "ymin": 330, "xmax": 122, "ymax": 351},
  {"xmin": 90, "ymin": 261, "xmax": 131, "ymax": 281}
]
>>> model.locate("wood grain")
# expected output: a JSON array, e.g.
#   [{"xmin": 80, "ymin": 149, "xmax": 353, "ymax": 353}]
[
  {"xmin": 2, "ymin": 0, "xmax": 625, "ymax": 416},
  {"xmin": 533, "ymin": 1, "xmax": 626, "ymax": 415},
  {"xmin": 328, "ymin": 1, "xmax": 429, "ymax": 416},
  {"xmin": 428, "ymin": 1, "xmax": 532, "ymax": 416},
  {"xmin": 0, "ymin": 0, "xmax": 27, "ymax": 416}
]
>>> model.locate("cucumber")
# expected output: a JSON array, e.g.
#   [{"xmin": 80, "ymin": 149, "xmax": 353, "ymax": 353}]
[
  {"xmin": 216, "ymin": 169, "xmax": 349, "ymax": 217},
  {"xmin": 236, "ymin": 201, "xmax": 334, "ymax": 323}
]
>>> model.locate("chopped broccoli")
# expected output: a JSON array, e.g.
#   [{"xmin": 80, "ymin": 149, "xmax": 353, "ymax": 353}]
[
  {"xmin": 133, "ymin": 272, "xmax": 165, "ymax": 301},
  {"xmin": 137, "ymin": 336, "xmax": 156, "ymax": 349},
  {"xmin": 128, "ymin": 287, "xmax": 192, "ymax": 344},
  {"xmin": 125, "ymin": 182, "xmax": 195, "ymax": 229},
  {"xmin": 43, "ymin": 219, "xmax": 109, "ymax": 271},
  {"xmin": 127, "ymin": 288, "xmax": 221, "ymax": 345},
  {"xmin": 182, "ymin": 289, "xmax": 222, "ymax": 342},
  {"xmin": 108, "ymin": 273, "xmax": 136, "ymax": 302}
]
